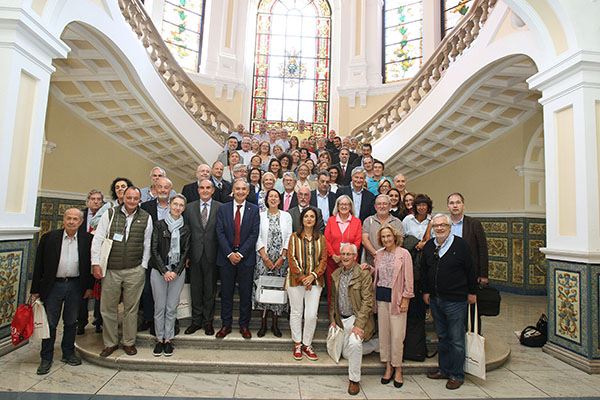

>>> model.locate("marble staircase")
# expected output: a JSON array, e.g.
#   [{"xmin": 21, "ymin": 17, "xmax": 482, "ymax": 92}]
[{"xmin": 76, "ymin": 290, "xmax": 510, "ymax": 374}]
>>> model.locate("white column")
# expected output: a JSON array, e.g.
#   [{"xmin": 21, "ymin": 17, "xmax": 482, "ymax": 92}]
[{"xmin": 0, "ymin": 4, "xmax": 69, "ymax": 240}]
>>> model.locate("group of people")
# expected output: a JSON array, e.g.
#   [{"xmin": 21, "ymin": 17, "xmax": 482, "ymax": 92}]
[{"xmin": 30, "ymin": 123, "xmax": 489, "ymax": 395}]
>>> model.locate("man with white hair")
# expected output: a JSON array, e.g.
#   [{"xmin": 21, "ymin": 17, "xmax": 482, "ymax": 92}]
[
  {"xmin": 238, "ymin": 137, "xmax": 255, "ymax": 165},
  {"xmin": 422, "ymin": 213, "xmax": 477, "ymax": 390},
  {"xmin": 140, "ymin": 166, "xmax": 176, "ymax": 202},
  {"xmin": 182, "ymin": 164, "xmax": 211, "ymax": 203},
  {"xmin": 329, "ymin": 243, "xmax": 377, "ymax": 395}
]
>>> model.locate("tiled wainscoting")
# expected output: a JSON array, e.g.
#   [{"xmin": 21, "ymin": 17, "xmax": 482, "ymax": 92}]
[{"xmin": 480, "ymin": 217, "xmax": 546, "ymax": 295}]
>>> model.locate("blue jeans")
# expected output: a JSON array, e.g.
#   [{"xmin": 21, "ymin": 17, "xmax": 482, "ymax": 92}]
[
  {"xmin": 41, "ymin": 279, "xmax": 81, "ymax": 362},
  {"xmin": 429, "ymin": 297, "xmax": 467, "ymax": 382}
]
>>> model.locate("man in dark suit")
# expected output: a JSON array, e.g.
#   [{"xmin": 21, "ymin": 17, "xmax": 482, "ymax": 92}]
[
  {"xmin": 336, "ymin": 166, "xmax": 375, "ymax": 222},
  {"xmin": 335, "ymin": 147, "xmax": 354, "ymax": 186},
  {"xmin": 212, "ymin": 161, "xmax": 233, "ymax": 203},
  {"xmin": 184, "ymin": 179, "xmax": 222, "ymax": 335},
  {"xmin": 181, "ymin": 164, "xmax": 211, "ymax": 203},
  {"xmin": 446, "ymin": 193, "xmax": 489, "ymax": 282},
  {"xmin": 31, "ymin": 208, "xmax": 94, "ymax": 375},
  {"xmin": 447, "ymin": 192, "xmax": 489, "ymax": 333},
  {"xmin": 279, "ymin": 172, "xmax": 298, "ymax": 211},
  {"xmin": 310, "ymin": 171, "xmax": 335, "ymax": 226},
  {"xmin": 289, "ymin": 186, "xmax": 324, "ymax": 233},
  {"xmin": 220, "ymin": 164, "xmax": 257, "ymax": 204},
  {"xmin": 351, "ymin": 143, "xmax": 374, "ymax": 169},
  {"xmin": 77, "ymin": 190, "xmax": 104, "ymax": 335},
  {"xmin": 215, "ymin": 179, "xmax": 260, "ymax": 339}
]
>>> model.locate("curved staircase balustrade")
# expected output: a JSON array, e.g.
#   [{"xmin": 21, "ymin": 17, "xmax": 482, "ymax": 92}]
[
  {"xmin": 351, "ymin": 0, "xmax": 498, "ymax": 144},
  {"xmin": 118, "ymin": 0, "xmax": 234, "ymax": 145}
]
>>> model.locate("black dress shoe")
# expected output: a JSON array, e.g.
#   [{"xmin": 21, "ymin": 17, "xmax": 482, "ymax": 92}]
[
  {"xmin": 216, "ymin": 326, "xmax": 232, "ymax": 338},
  {"xmin": 95, "ymin": 324, "xmax": 102, "ymax": 333},
  {"xmin": 204, "ymin": 324, "xmax": 214, "ymax": 335},
  {"xmin": 185, "ymin": 323, "xmax": 202, "ymax": 335},
  {"xmin": 257, "ymin": 325, "xmax": 267, "ymax": 337},
  {"xmin": 240, "ymin": 327, "xmax": 252, "ymax": 339},
  {"xmin": 77, "ymin": 326, "xmax": 85, "ymax": 335},
  {"xmin": 37, "ymin": 360, "xmax": 52, "ymax": 375},
  {"xmin": 61, "ymin": 355, "xmax": 82, "ymax": 366},
  {"xmin": 271, "ymin": 325, "xmax": 282, "ymax": 338}
]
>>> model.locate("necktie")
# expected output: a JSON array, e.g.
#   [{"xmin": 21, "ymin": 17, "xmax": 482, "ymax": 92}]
[
  {"xmin": 341, "ymin": 164, "xmax": 346, "ymax": 176},
  {"xmin": 234, "ymin": 204, "xmax": 242, "ymax": 248},
  {"xmin": 88, "ymin": 212, "xmax": 96, "ymax": 233},
  {"xmin": 284, "ymin": 193, "xmax": 291, "ymax": 211},
  {"xmin": 201, "ymin": 203, "xmax": 208, "ymax": 228}
]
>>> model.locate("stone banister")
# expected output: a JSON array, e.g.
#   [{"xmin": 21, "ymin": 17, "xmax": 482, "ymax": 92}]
[
  {"xmin": 118, "ymin": 0, "xmax": 233, "ymax": 145},
  {"xmin": 351, "ymin": 0, "xmax": 498, "ymax": 144}
]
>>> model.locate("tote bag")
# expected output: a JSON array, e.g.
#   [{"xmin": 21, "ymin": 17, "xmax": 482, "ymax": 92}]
[
  {"xmin": 464, "ymin": 304, "xmax": 486, "ymax": 379},
  {"xmin": 326, "ymin": 324, "xmax": 344, "ymax": 363},
  {"xmin": 98, "ymin": 209, "xmax": 116, "ymax": 276},
  {"xmin": 31, "ymin": 299, "xmax": 50, "ymax": 340}
]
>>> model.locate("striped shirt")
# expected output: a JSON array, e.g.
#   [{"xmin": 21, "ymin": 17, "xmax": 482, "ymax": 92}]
[{"xmin": 286, "ymin": 232, "xmax": 327, "ymax": 288}]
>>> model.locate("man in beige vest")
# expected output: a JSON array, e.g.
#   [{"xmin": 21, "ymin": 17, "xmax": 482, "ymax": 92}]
[{"xmin": 91, "ymin": 186, "xmax": 152, "ymax": 357}]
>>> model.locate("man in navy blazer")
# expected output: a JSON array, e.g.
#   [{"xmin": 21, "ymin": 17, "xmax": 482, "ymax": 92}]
[
  {"xmin": 336, "ymin": 166, "xmax": 376, "ymax": 222},
  {"xmin": 215, "ymin": 179, "xmax": 260, "ymax": 339},
  {"xmin": 310, "ymin": 171, "xmax": 336, "ymax": 225}
]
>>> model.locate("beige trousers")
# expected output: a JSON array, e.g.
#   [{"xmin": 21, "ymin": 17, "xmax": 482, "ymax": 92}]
[
  {"xmin": 100, "ymin": 266, "xmax": 146, "ymax": 347},
  {"xmin": 377, "ymin": 301, "xmax": 408, "ymax": 367}
]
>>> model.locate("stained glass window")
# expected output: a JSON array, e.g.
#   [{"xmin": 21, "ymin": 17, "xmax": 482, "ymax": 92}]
[
  {"xmin": 161, "ymin": 0, "xmax": 206, "ymax": 72},
  {"xmin": 443, "ymin": 0, "xmax": 474, "ymax": 37},
  {"xmin": 250, "ymin": 0, "xmax": 332, "ymax": 137},
  {"xmin": 383, "ymin": 0, "xmax": 423, "ymax": 83}
]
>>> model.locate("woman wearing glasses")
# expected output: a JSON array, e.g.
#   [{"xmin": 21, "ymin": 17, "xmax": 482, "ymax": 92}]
[{"xmin": 324, "ymin": 195, "xmax": 362, "ymax": 310}]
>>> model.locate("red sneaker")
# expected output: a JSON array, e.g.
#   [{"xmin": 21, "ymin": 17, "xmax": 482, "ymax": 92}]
[
  {"xmin": 303, "ymin": 344, "xmax": 318, "ymax": 361},
  {"xmin": 293, "ymin": 343, "xmax": 303, "ymax": 360}
]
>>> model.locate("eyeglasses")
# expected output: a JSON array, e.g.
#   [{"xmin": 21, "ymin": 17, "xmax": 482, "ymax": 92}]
[
  {"xmin": 432, "ymin": 223, "xmax": 450, "ymax": 228},
  {"xmin": 340, "ymin": 252, "xmax": 355, "ymax": 257}
]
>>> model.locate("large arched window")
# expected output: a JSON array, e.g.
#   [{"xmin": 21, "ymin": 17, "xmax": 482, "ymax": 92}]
[
  {"xmin": 382, "ymin": 0, "xmax": 423, "ymax": 83},
  {"xmin": 161, "ymin": 0, "xmax": 206, "ymax": 72},
  {"xmin": 442, "ymin": 0, "xmax": 473, "ymax": 37},
  {"xmin": 250, "ymin": 0, "xmax": 332, "ymax": 136}
]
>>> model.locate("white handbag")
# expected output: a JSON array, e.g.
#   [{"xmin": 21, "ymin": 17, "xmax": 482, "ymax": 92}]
[
  {"xmin": 464, "ymin": 304, "xmax": 486, "ymax": 379},
  {"xmin": 98, "ymin": 209, "xmax": 115, "ymax": 277},
  {"xmin": 31, "ymin": 299, "xmax": 50, "ymax": 340},
  {"xmin": 255, "ymin": 275, "xmax": 288, "ymax": 305}
]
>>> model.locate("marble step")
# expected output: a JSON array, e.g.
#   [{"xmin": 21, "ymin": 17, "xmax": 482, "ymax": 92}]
[{"xmin": 76, "ymin": 329, "xmax": 509, "ymax": 375}]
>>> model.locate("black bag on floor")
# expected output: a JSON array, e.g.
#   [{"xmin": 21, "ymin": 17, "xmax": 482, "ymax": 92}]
[
  {"xmin": 520, "ymin": 313, "xmax": 547, "ymax": 347},
  {"xmin": 403, "ymin": 317, "xmax": 427, "ymax": 362},
  {"xmin": 477, "ymin": 284, "xmax": 501, "ymax": 316}
]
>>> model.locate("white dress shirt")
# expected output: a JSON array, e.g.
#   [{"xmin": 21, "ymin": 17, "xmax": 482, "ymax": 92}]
[{"xmin": 56, "ymin": 232, "xmax": 79, "ymax": 278}]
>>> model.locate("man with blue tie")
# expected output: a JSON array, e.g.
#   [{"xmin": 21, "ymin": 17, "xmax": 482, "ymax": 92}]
[{"xmin": 215, "ymin": 179, "xmax": 260, "ymax": 339}]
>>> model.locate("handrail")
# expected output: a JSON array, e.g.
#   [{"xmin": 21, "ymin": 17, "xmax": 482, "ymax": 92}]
[
  {"xmin": 351, "ymin": 0, "xmax": 498, "ymax": 143},
  {"xmin": 118, "ymin": 0, "xmax": 233, "ymax": 145}
]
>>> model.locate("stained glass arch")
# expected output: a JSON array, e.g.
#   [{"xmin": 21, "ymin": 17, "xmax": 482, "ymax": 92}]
[
  {"xmin": 161, "ymin": 0, "xmax": 207, "ymax": 72},
  {"xmin": 383, "ymin": 0, "xmax": 423, "ymax": 83},
  {"xmin": 251, "ymin": 0, "xmax": 332, "ymax": 136}
]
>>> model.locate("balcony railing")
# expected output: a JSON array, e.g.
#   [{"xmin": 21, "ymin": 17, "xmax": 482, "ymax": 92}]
[
  {"xmin": 118, "ymin": 0, "xmax": 233, "ymax": 145},
  {"xmin": 351, "ymin": 0, "xmax": 498, "ymax": 143}
]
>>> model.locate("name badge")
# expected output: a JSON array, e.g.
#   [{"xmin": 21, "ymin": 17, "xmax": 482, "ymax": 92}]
[{"xmin": 113, "ymin": 233, "xmax": 124, "ymax": 242}]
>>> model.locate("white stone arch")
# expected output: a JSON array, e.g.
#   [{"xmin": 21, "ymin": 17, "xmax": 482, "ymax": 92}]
[{"xmin": 515, "ymin": 124, "xmax": 545, "ymax": 215}]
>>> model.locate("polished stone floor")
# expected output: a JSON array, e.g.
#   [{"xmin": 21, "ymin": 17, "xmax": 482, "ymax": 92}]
[{"xmin": 2, "ymin": 293, "xmax": 600, "ymax": 399}]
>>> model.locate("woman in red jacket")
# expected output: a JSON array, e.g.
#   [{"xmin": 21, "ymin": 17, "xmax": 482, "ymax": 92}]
[{"xmin": 324, "ymin": 195, "xmax": 362, "ymax": 310}]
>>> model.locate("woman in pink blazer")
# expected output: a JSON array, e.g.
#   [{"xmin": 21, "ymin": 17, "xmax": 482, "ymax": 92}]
[
  {"xmin": 364, "ymin": 225, "xmax": 414, "ymax": 388},
  {"xmin": 324, "ymin": 195, "xmax": 362, "ymax": 310}
]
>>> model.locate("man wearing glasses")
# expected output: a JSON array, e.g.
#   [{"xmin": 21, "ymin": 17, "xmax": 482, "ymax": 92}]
[{"xmin": 421, "ymin": 214, "xmax": 477, "ymax": 390}]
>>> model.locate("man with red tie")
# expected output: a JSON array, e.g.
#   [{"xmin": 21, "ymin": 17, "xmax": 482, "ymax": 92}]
[{"xmin": 215, "ymin": 179, "xmax": 260, "ymax": 339}]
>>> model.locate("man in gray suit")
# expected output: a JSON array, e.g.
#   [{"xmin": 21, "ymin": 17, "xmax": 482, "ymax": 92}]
[
  {"xmin": 183, "ymin": 179, "xmax": 222, "ymax": 335},
  {"xmin": 288, "ymin": 186, "xmax": 324, "ymax": 233}
]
